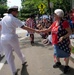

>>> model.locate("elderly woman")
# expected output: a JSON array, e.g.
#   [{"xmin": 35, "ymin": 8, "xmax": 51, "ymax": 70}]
[{"xmin": 36, "ymin": 9, "xmax": 72, "ymax": 74}]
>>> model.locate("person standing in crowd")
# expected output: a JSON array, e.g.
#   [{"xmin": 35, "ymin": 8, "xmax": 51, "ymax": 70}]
[
  {"xmin": 71, "ymin": 8, "xmax": 74, "ymax": 22},
  {"xmin": 36, "ymin": 9, "xmax": 72, "ymax": 74},
  {"xmin": 68, "ymin": 10, "xmax": 74, "ymax": 39},
  {"xmin": 68, "ymin": 10, "xmax": 74, "ymax": 33},
  {"xmin": 1, "ymin": 6, "xmax": 36, "ymax": 75},
  {"xmin": 25, "ymin": 14, "xmax": 36, "ymax": 45}
]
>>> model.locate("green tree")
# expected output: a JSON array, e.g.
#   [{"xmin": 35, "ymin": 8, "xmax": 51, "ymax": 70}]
[
  {"xmin": 52, "ymin": 0, "xmax": 71, "ymax": 12},
  {"xmin": 20, "ymin": 0, "xmax": 48, "ymax": 20},
  {"xmin": 0, "ymin": 5, "xmax": 7, "ymax": 17},
  {"xmin": 0, "ymin": 0, "xmax": 7, "ymax": 17},
  {"xmin": 20, "ymin": 0, "xmax": 71, "ymax": 20},
  {"xmin": 0, "ymin": 0, "xmax": 7, "ymax": 5}
]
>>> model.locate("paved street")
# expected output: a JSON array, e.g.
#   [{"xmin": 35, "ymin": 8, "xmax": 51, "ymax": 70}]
[{"xmin": 0, "ymin": 28, "xmax": 74, "ymax": 75}]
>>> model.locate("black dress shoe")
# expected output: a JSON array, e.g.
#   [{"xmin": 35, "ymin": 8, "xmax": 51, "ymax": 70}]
[
  {"xmin": 14, "ymin": 71, "xmax": 18, "ymax": 75},
  {"xmin": 22, "ymin": 62, "xmax": 27, "ymax": 66}
]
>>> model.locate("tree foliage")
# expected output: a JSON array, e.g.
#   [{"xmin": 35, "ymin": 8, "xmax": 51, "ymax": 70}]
[
  {"xmin": 51, "ymin": 0, "xmax": 71, "ymax": 12},
  {"xmin": 0, "ymin": 0, "xmax": 7, "ymax": 17},
  {"xmin": 0, "ymin": 0, "xmax": 7, "ymax": 5},
  {"xmin": 20, "ymin": 0, "xmax": 71, "ymax": 20},
  {"xmin": 21, "ymin": 0, "xmax": 48, "ymax": 20}
]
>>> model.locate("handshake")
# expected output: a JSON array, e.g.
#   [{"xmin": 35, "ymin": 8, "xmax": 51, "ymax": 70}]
[
  {"xmin": 34, "ymin": 28, "xmax": 48, "ymax": 34},
  {"xmin": 34, "ymin": 29, "xmax": 41, "ymax": 33},
  {"xmin": 24, "ymin": 26, "xmax": 48, "ymax": 34}
]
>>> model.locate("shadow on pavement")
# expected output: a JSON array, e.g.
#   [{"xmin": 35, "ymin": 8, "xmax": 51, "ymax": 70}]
[
  {"xmin": 21, "ymin": 65, "xmax": 29, "ymax": 75},
  {"xmin": 34, "ymin": 42, "xmax": 45, "ymax": 47},
  {"xmin": 20, "ymin": 40, "xmax": 45, "ymax": 49},
  {"xmin": 59, "ymin": 65, "xmax": 74, "ymax": 75},
  {"xmin": 0, "ymin": 55, "xmax": 5, "ymax": 61}
]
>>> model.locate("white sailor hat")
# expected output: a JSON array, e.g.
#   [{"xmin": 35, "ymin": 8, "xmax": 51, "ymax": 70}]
[{"xmin": 8, "ymin": 6, "xmax": 18, "ymax": 10}]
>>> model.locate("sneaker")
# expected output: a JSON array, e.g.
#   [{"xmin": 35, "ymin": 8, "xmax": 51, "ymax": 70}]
[
  {"xmin": 53, "ymin": 62, "xmax": 61, "ymax": 68},
  {"xmin": 64, "ymin": 66, "xmax": 70, "ymax": 74}
]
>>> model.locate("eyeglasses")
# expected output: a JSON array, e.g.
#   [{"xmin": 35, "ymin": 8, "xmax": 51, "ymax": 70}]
[{"xmin": 13, "ymin": 10, "xmax": 18, "ymax": 13}]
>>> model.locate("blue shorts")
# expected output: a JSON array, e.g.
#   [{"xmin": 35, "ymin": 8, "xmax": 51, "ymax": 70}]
[{"xmin": 53, "ymin": 44, "xmax": 70, "ymax": 58}]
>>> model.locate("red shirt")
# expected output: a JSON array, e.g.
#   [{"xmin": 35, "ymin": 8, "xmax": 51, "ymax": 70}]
[{"xmin": 51, "ymin": 21, "xmax": 69, "ymax": 44}]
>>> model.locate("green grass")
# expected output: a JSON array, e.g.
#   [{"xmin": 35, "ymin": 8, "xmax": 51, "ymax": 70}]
[{"xmin": 71, "ymin": 46, "xmax": 74, "ymax": 54}]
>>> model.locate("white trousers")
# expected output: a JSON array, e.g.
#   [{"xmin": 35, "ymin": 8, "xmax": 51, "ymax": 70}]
[
  {"xmin": 1, "ymin": 34, "xmax": 25, "ymax": 74},
  {"xmin": 0, "ymin": 38, "xmax": 3, "ymax": 55}
]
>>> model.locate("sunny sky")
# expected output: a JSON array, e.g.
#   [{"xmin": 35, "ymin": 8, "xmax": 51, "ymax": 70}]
[{"xmin": 7, "ymin": 0, "xmax": 22, "ymax": 11}]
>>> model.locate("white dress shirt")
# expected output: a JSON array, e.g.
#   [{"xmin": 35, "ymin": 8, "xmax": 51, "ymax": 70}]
[{"xmin": 1, "ymin": 14, "xmax": 23, "ymax": 35}]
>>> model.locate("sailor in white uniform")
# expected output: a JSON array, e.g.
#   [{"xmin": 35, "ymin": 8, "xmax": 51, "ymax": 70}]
[
  {"xmin": 1, "ymin": 6, "xmax": 35, "ymax": 75},
  {"xmin": 0, "ymin": 21, "xmax": 4, "ymax": 57}
]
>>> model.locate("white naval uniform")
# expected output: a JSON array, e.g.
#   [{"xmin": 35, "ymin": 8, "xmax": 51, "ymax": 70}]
[
  {"xmin": 1, "ymin": 14, "xmax": 25, "ymax": 74},
  {"xmin": 0, "ymin": 21, "xmax": 4, "ymax": 56}
]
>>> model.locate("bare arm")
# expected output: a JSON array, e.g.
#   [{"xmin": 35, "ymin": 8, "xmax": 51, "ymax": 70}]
[
  {"xmin": 37, "ymin": 26, "xmax": 51, "ymax": 33},
  {"xmin": 21, "ymin": 25, "xmax": 35, "ymax": 32},
  {"xmin": 59, "ymin": 26, "xmax": 72, "ymax": 42},
  {"xmin": 63, "ymin": 26, "xmax": 72, "ymax": 38}
]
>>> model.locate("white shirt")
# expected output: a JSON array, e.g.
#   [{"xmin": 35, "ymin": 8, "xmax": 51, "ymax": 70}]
[
  {"xmin": 1, "ymin": 14, "xmax": 23, "ymax": 35},
  {"xmin": 0, "ymin": 21, "xmax": 2, "ymax": 36}
]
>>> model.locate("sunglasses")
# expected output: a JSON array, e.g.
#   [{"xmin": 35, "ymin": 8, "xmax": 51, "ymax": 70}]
[
  {"xmin": 13, "ymin": 10, "xmax": 18, "ymax": 13},
  {"xmin": 15, "ymin": 11, "xmax": 18, "ymax": 13}
]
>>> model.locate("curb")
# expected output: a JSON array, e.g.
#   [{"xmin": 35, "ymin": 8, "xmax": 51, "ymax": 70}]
[{"xmin": 70, "ymin": 39, "xmax": 74, "ymax": 63}]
